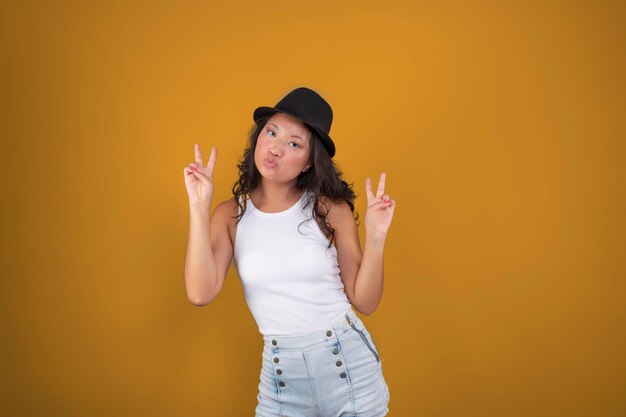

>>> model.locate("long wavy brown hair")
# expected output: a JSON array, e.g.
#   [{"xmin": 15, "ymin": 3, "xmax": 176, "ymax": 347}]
[{"xmin": 231, "ymin": 114, "xmax": 359, "ymax": 248}]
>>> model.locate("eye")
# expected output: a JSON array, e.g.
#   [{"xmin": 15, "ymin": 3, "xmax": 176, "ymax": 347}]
[
  {"xmin": 265, "ymin": 129, "xmax": 276, "ymax": 137},
  {"xmin": 289, "ymin": 142, "xmax": 300, "ymax": 148}
]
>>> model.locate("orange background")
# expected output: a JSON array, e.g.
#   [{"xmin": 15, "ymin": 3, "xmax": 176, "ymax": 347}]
[{"xmin": 1, "ymin": 1, "xmax": 625, "ymax": 416}]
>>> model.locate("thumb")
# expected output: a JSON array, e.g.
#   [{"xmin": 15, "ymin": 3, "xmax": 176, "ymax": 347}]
[
  {"xmin": 192, "ymin": 169, "xmax": 211, "ymax": 184},
  {"xmin": 370, "ymin": 200, "xmax": 391, "ymax": 210}
]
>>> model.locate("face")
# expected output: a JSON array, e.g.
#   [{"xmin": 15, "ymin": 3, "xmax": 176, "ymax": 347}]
[{"xmin": 254, "ymin": 112, "xmax": 312, "ymax": 184}]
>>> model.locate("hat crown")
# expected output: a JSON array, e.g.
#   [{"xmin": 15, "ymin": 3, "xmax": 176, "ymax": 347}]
[
  {"xmin": 253, "ymin": 87, "xmax": 336, "ymax": 158},
  {"xmin": 274, "ymin": 87, "xmax": 333, "ymax": 133}
]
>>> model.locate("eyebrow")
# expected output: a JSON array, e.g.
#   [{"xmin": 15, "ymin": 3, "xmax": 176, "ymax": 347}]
[{"xmin": 267, "ymin": 122, "xmax": 306, "ymax": 141}]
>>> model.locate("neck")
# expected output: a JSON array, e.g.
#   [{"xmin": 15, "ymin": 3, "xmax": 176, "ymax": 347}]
[
  {"xmin": 253, "ymin": 180, "xmax": 304, "ymax": 205},
  {"xmin": 255, "ymin": 180, "xmax": 302, "ymax": 201}
]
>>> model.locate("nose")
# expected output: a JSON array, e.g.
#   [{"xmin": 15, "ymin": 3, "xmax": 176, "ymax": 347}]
[{"xmin": 269, "ymin": 142, "xmax": 281, "ymax": 156}]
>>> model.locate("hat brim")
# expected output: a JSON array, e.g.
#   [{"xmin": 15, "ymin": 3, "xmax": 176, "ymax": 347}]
[
  {"xmin": 253, "ymin": 106, "xmax": 280, "ymax": 123},
  {"xmin": 253, "ymin": 107, "xmax": 335, "ymax": 157}
]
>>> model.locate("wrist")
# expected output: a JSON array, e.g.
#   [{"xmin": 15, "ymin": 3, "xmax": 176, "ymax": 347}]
[
  {"xmin": 189, "ymin": 201, "xmax": 211, "ymax": 214},
  {"xmin": 365, "ymin": 231, "xmax": 387, "ymax": 245}
]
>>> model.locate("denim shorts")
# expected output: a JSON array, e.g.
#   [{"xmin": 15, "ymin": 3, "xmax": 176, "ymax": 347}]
[{"xmin": 255, "ymin": 307, "xmax": 390, "ymax": 417}]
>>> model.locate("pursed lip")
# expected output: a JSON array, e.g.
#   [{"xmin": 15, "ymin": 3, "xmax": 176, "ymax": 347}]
[{"xmin": 264, "ymin": 158, "xmax": 277, "ymax": 168}]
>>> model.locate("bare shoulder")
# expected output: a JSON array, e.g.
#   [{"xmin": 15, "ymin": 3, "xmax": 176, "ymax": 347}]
[
  {"xmin": 214, "ymin": 197, "xmax": 239, "ymax": 215},
  {"xmin": 317, "ymin": 195, "xmax": 355, "ymax": 229},
  {"xmin": 213, "ymin": 198, "xmax": 239, "ymax": 243}
]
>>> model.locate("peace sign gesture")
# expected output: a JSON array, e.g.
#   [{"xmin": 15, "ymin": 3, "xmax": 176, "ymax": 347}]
[
  {"xmin": 364, "ymin": 172, "xmax": 396, "ymax": 238},
  {"xmin": 183, "ymin": 144, "xmax": 217, "ymax": 206}
]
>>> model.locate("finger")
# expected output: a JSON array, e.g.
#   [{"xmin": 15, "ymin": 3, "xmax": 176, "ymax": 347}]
[
  {"xmin": 372, "ymin": 200, "xmax": 390, "ymax": 210},
  {"xmin": 205, "ymin": 147, "xmax": 217, "ymax": 177},
  {"xmin": 192, "ymin": 168, "xmax": 209, "ymax": 183},
  {"xmin": 190, "ymin": 170, "xmax": 203, "ymax": 182},
  {"xmin": 186, "ymin": 165, "xmax": 201, "ymax": 176},
  {"xmin": 195, "ymin": 143, "xmax": 204, "ymax": 167},
  {"xmin": 376, "ymin": 172, "xmax": 386, "ymax": 200},
  {"xmin": 185, "ymin": 166, "xmax": 199, "ymax": 177},
  {"xmin": 366, "ymin": 177, "xmax": 374, "ymax": 200},
  {"xmin": 382, "ymin": 194, "xmax": 390, "ymax": 202},
  {"xmin": 379, "ymin": 200, "xmax": 395, "ymax": 211}
]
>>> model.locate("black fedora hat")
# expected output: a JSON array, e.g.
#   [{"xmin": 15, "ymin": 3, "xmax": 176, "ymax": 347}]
[{"xmin": 253, "ymin": 87, "xmax": 336, "ymax": 158}]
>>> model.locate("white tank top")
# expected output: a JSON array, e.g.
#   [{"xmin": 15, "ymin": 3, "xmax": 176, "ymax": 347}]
[{"xmin": 233, "ymin": 189, "xmax": 352, "ymax": 336}]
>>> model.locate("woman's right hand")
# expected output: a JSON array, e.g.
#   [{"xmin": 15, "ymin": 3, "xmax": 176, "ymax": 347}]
[{"xmin": 183, "ymin": 144, "xmax": 217, "ymax": 206}]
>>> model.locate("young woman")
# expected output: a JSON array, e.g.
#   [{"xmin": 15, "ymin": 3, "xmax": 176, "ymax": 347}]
[{"xmin": 183, "ymin": 87, "xmax": 396, "ymax": 416}]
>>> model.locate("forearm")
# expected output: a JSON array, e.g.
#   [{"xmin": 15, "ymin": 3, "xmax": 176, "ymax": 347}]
[
  {"xmin": 353, "ymin": 232, "xmax": 387, "ymax": 315},
  {"xmin": 184, "ymin": 204, "xmax": 218, "ymax": 305}
]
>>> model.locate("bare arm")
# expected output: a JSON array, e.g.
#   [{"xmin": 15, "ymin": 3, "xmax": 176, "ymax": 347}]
[
  {"xmin": 182, "ymin": 143, "xmax": 234, "ymax": 306},
  {"xmin": 329, "ymin": 173, "xmax": 396, "ymax": 315},
  {"xmin": 184, "ymin": 203, "xmax": 215, "ymax": 305},
  {"xmin": 328, "ymin": 201, "xmax": 386, "ymax": 316},
  {"xmin": 183, "ymin": 200, "xmax": 234, "ymax": 306},
  {"xmin": 353, "ymin": 232, "xmax": 386, "ymax": 315}
]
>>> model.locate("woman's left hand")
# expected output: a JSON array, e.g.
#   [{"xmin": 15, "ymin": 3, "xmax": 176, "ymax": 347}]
[{"xmin": 364, "ymin": 172, "xmax": 396, "ymax": 239}]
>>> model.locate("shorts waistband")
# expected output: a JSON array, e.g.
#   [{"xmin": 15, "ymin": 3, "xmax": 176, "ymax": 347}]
[{"xmin": 262, "ymin": 307, "xmax": 363, "ymax": 350}]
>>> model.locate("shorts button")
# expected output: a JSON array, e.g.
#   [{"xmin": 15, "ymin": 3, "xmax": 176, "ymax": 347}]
[
  {"xmin": 336, "ymin": 360, "xmax": 342, "ymax": 367},
  {"xmin": 326, "ymin": 330, "xmax": 332, "ymax": 337},
  {"xmin": 332, "ymin": 347, "xmax": 339, "ymax": 355},
  {"xmin": 274, "ymin": 357, "xmax": 280, "ymax": 364},
  {"xmin": 339, "ymin": 372, "xmax": 347, "ymax": 378},
  {"xmin": 279, "ymin": 381, "xmax": 285, "ymax": 387},
  {"xmin": 272, "ymin": 339, "xmax": 277, "ymax": 346},
  {"xmin": 276, "ymin": 369, "xmax": 282, "ymax": 375}
]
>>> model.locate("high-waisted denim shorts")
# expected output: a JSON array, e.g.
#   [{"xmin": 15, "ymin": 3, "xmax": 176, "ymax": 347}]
[{"xmin": 255, "ymin": 307, "xmax": 390, "ymax": 417}]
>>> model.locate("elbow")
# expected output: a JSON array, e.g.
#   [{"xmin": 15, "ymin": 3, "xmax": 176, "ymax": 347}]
[
  {"xmin": 186, "ymin": 291, "xmax": 217, "ymax": 307},
  {"xmin": 188, "ymin": 297, "xmax": 209, "ymax": 307},
  {"xmin": 353, "ymin": 298, "xmax": 380, "ymax": 316},
  {"xmin": 358, "ymin": 307, "xmax": 375, "ymax": 316},
  {"xmin": 354, "ymin": 303, "xmax": 376, "ymax": 316},
  {"xmin": 185, "ymin": 273, "xmax": 220, "ymax": 306}
]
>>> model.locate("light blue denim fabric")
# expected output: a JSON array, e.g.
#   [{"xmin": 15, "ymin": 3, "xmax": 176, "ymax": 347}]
[{"xmin": 255, "ymin": 307, "xmax": 390, "ymax": 417}]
